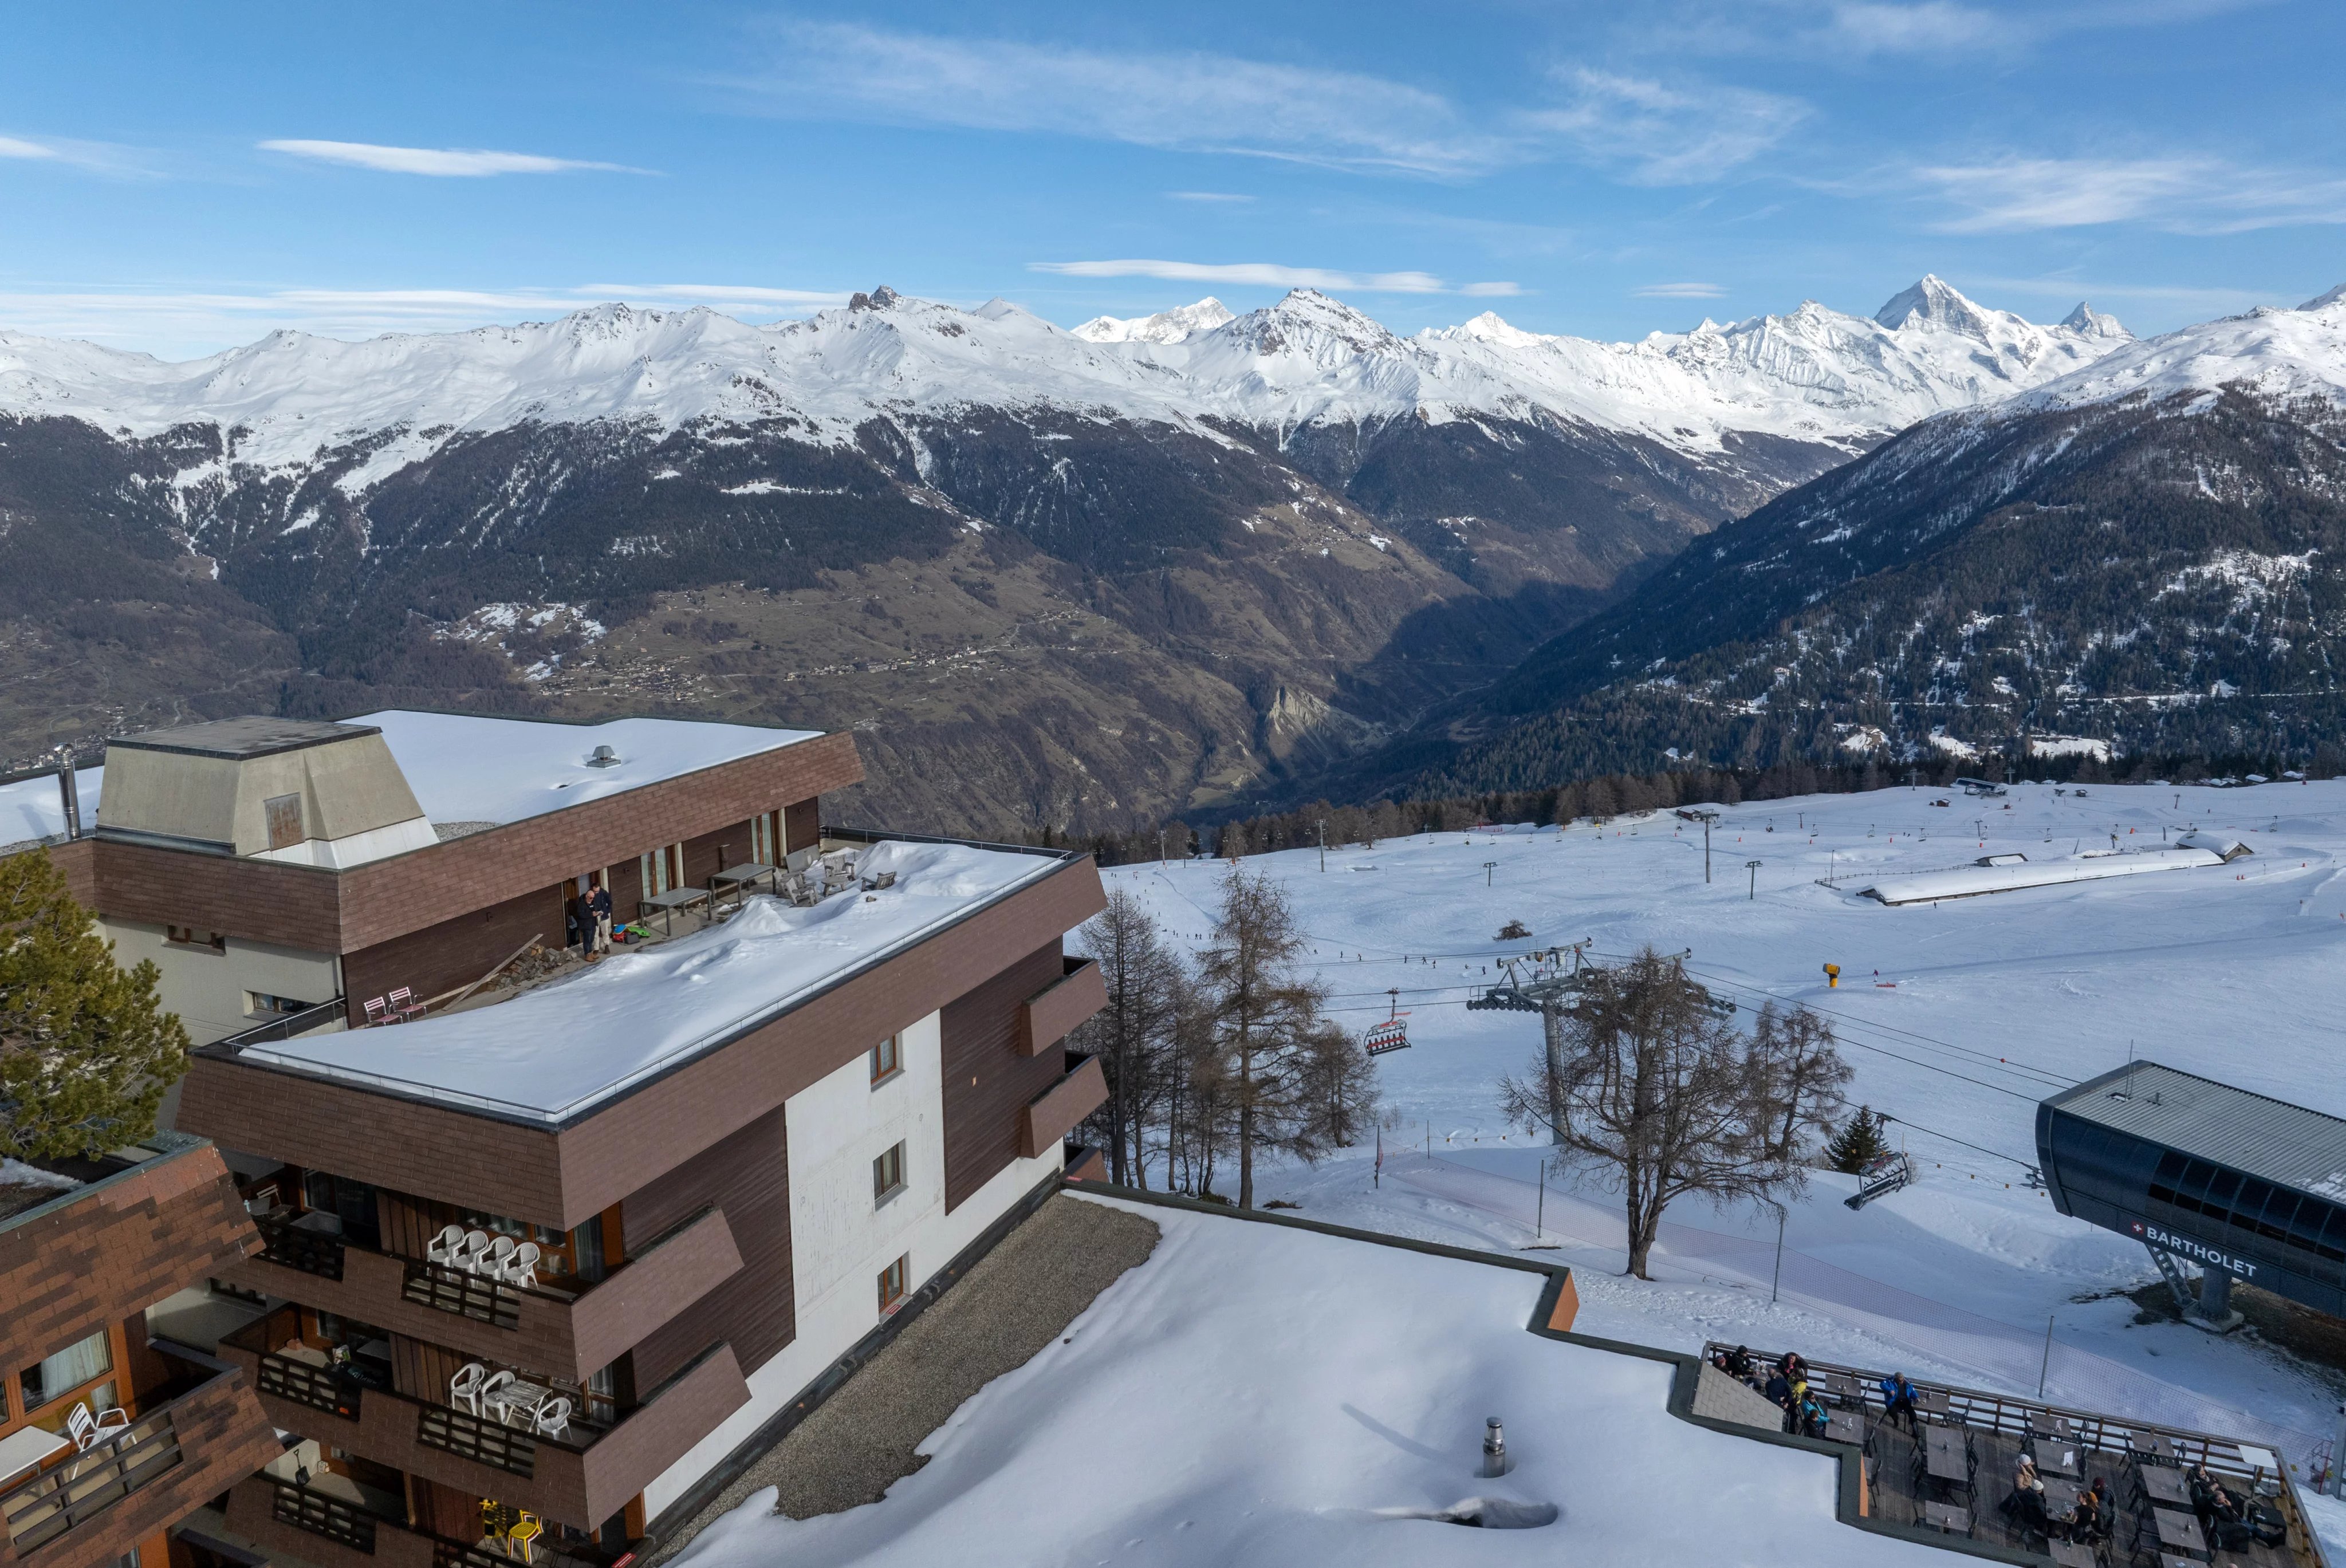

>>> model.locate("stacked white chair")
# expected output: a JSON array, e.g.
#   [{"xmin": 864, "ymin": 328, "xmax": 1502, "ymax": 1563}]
[
  {"xmin": 476, "ymin": 1370, "xmax": 515, "ymax": 1421},
  {"xmin": 483, "ymin": 1235, "xmax": 518, "ymax": 1277},
  {"xmin": 500, "ymin": 1241, "xmax": 541, "ymax": 1290},
  {"xmin": 426, "ymin": 1224, "xmax": 465, "ymax": 1266}
]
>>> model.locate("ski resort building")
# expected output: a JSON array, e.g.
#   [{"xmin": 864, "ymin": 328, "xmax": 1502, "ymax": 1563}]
[
  {"xmin": 0, "ymin": 712, "xmax": 1108, "ymax": 1568},
  {"xmin": 2038, "ymin": 1062, "xmax": 2346, "ymax": 1326},
  {"xmin": 0, "ymin": 1132, "xmax": 279, "ymax": 1568}
]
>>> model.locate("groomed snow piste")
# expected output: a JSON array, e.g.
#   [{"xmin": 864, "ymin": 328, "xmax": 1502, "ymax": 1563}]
[
  {"xmin": 242, "ymin": 840, "xmax": 1058, "ymax": 1121},
  {"xmin": 673, "ymin": 1193, "xmax": 1953, "ymax": 1568}
]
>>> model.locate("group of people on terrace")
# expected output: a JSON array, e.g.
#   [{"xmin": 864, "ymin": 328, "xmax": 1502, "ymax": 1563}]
[{"xmin": 2001, "ymin": 1457, "xmax": 2113, "ymax": 1545}]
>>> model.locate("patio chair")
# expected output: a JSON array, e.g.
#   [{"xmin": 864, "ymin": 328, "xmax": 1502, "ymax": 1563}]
[
  {"xmin": 506, "ymin": 1511, "xmax": 543, "ymax": 1563},
  {"xmin": 362, "ymin": 996, "xmax": 389, "ymax": 1027},
  {"xmin": 530, "ymin": 1397, "xmax": 571, "ymax": 1439},
  {"xmin": 387, "ymin": 986, "xmax": 424, "ymax": 1021},
  {"xmin": 498, "ymin": 1241, "xmax": 540, "ymax": 1290},
  {"xmin": 455, "ymin": 1229, "xmax": 493, "ymax": 1272},
  {"xmin": 450, "ymin": 1362, "xmax": 488, "ymax": 1415},
  {"xmin": 427, "ymin": 1223, "xmax": 466, "ymax": 1265},
  {"xmin": 476, "ymin": 1370, "xmax": 516, "ymax": 1420},
  {"xmin": 483, "ymin": 1235, "xmax": 518, "ymax": 1277}
]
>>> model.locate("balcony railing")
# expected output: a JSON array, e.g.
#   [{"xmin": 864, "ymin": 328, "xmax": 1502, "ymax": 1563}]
[
  {"xmin": 415, "ymin": 1404, "xmax": 540, "ymax": 1479},
  {"xmin": 257, "ymin": 1350, "xmax": 365, "ymax": 1421},
  {"xmin": 270, "ymin": 1478, "xmax": 377, "ymax": 1555},
  {"xmin": 226, "ymin": 1205, "xmax": 742, "ymax": 1381},
  {"xmin": 2, "ymin": 1406, "xmax": 185, "ymax": 1554},
  {"xmin": 402, "ymin": 1260, "xmax": 522, "ymax": 1331}
]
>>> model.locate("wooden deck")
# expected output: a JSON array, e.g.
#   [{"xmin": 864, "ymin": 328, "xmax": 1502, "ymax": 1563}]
[{"xmin": 1705, "ymin": 1344, "xmax": 2318, "ymax": 1567}]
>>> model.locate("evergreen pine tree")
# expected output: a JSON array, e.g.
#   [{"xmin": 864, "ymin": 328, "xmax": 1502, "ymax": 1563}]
[
  {"xmin": 1824, "ymin": 1106, "xmax": 1891, "ymax": 1173},
  {"xmin": 0, "ymin": 849, "xmax": 188, "ymax": 1160}
]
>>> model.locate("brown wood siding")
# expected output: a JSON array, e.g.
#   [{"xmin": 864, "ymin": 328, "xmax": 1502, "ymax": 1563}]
[
  {"xmin": 783, "ymin": 798, "xmax": 820, "ymax": 855},
  {"xmin": 180, "ymin": 854, "xmax": 1107, "ymax": 1231},
  {"xmin": 341, "ymin": 880, "xmax": 568, "ymax": 1025},
  {"xmin": 408, "ymin": 1475, "xmax": 482, "ymax": 1542},
  {"xmin": 78, "ymin": 731, "xmax": 863, "ymax": 956},
  {"xmin": 621, "ymin": 1106, "xmax": 791, "ymax": 1389},
  {"xmin": 0, "ymin": 1142, "xmax": 260, "ymax": 1374},
  {"xmin": 940, "ymin": 942, "xmax": 1068, "ymax": 1213}
]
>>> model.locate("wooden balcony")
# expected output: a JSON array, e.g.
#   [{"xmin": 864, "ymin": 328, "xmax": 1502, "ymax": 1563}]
[
  {"xmin": 1020, "ymin": 1050, "xmax": 1107, "ymax": 1159},
  {"xmin": 226, "ymin": 1206, "xmax": 742, "ymax": 1382},
  {"xmin": 0, "ymin": 1346, "xmax": 278, "ymax": 1568},
  {"xmin": 219, "ymin": 1326, "xmax": 749, "ymax": 1531},
  {"xmin": 1018, "ymin": 955, "xmax": 1104, "ymax": 1056},
  {"xmin": 222, "ymin": 1476, "xmax": 605, "ymax": 1568}
]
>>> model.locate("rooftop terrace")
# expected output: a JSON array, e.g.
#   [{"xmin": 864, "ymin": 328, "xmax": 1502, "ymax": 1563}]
[{"xmin": 223, "ymin": 837, "xmax": 1067, "ymax": 1122}]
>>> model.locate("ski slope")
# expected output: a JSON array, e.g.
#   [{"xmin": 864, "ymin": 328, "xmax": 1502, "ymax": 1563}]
[{"xmin": 1101, "ymin": 777, "xmax": 2346, "ymax": 1472}]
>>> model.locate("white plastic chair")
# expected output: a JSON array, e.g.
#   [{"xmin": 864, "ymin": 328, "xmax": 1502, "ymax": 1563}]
[
  {"xmin": 530, "ymin": 1397, "xmax": 571, "ymax": 1440},
  {"xmin": 483, "ymin": 1235, "xmax": 518, "ymax": 1277},
  {"xmin": 455, "ymin": 1230, "xmax": 493, "ymax": 1272},
  {"xmin": 499, "ymin": 1241, "xmax": 540, "ymax": 1290},
  {"xmin": 475, "ymin": 1370, "xmax": 515, "ymax": 1421},
  {"xmin": 448, "ymin": 1362, "xmax": 487, "ymax": 1415},
  {"xmin": 65, "ymin": 1405, "xmax": 96, "ymax": 1452},
  {"xmin": 426, "ymin": 1224, "xmax": 465, "ymax": 1265},
  {"xmin": 90, "ymin": 1407, "xmax": 129, "ymax": 1444}
]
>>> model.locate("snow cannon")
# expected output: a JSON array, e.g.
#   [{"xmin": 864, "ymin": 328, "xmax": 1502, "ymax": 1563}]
[
  {"xmin": 1482, "ymin": 1417, "xmax": 1513, "ymax": 1478},
  {"xmin": 1824, "ymin": 963, "xmax": 1840, "ymax": 990}
]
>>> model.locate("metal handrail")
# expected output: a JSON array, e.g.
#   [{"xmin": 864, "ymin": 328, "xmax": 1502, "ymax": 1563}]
[{"xmin": 215, "ymin": 998, "xmax": 347, "ymax": 1049}]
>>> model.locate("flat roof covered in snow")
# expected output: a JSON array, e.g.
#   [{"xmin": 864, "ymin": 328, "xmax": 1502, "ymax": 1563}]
[
  {"xmin": 2044, "ymin": 1061, "xmax": 2346, "ymax": 1198},
  {"xmin": 231, "ymin": 838, "xmax": 1066, "ymax": 1123}
]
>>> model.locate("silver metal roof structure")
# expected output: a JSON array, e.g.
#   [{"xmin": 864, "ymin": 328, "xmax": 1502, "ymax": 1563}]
[{"xmin": 2044, "ymin": 1061, "xmax": 2346, "ymax": 1199}]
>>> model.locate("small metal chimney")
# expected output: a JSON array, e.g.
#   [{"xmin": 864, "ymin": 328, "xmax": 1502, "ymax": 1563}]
[
  {"xmin": 56, "ymin": 760, "xmax": 81, "ymax": 840},
  {"xmin": 1481, "ymin": 1416, "xmax": 1511, "ymax": 1478},
  {"xmin": 586, "ymin": 744, "xmax": 622, "ymax": 769}
]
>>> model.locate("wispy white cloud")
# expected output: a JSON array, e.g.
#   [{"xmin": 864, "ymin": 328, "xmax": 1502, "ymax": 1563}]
[
  {"xmin": 0, "ymin": 282, "xmax": 847, "ymax": 358},
  {"xmin": 1525, "ymin": 69, "xmax": 1809, "ymax": 185},
  {"xmin": 746, "ymin": 22, "xmax": 1509, "ymax": 176},
  {"xmin": 1030, "ymin": 259, "xmax": 1517, "ymax": 296},
  {"xmin": 1912, "ymin": 155, "xmax": 2346, "ymax": 234},
  {"xmin": 1819, "ymin": 2, "xmax": 2011, "ymax": 54},
  {"xmin": 0, "ymin": 136, "xmax": 57, "ymax": 161},
  {"xmin": 1632, "ymin": 282, "xmax": 1729, "ymax": 298},
  {"xmin": 259, "ymin": 140, "xmax": 644, "ymax": 176},
  {"xmin": 1166, "ymin": 191, "xmax": 1255, "ymax": 203},
  {"xmin": 1966, "ymin": 274, "xmax": 2288, "ymax": 313}
]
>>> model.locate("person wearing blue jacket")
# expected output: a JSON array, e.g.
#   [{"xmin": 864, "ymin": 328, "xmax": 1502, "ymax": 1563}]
[{"xmin": 1880, "ymin": 1371, "xmax": 1921, "ymax": 1432}]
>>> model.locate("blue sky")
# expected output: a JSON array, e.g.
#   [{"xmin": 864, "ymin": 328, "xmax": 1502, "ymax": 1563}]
[{"xmin": 3, "ymin": 1, "xmax": 2341, "ymax": 357}]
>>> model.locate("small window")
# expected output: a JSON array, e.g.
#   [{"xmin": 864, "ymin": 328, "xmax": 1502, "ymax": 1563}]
[
  {"xmin": 166, "ymin": 925, "xmax": 226, "ymax": 952},
  {"xmin": 877, "ymin": 1254, "xmax": 908, "ymax": 1315},
  {"xmin": 870, "ymin": 1034, "xmax": 902, "ymax": 1085},
  {"xmin": 873, "ymin": 1142, "xmax": 907, "ymax": 1205},
  {"xmin": 265, "ymin": 792, "xmax": 305, "ymax": 850},
  {"xmin": 246, "ymin": 992, "xmax": 313, "ymax": 1018}
]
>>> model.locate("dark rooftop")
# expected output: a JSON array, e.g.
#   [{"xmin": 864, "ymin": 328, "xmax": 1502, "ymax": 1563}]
[
  {"xmin": 2043, "ymin": 1062, "xmax": 2346, "ymax": 1199},
  {"xmin": 107, "ymin": 716, "xmax": 381, "ymax": 761}
]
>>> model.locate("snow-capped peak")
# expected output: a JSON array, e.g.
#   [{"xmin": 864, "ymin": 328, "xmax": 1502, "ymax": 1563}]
[
  {"xmin": 1070, "ymin": 297, "xmax": 1235, "ymax": 344},
  {"xmin": 2020, "ymin": 281, "xmax": 2346, "ymax": 414},
  {"xmin": 2059, "ymin": 302, "xmax": 2130, "ymax": 340},
  {"xmin": 2298, "ymin": 282, "xmax": 2346, "ymax": 313},
  {"xmin": 1424, "ymin": 312, "xmax": 1552, "ymax": 349},
  {"xmin": 1873, "ymin": 274, "xmax": 1993, "ymax": 336}
]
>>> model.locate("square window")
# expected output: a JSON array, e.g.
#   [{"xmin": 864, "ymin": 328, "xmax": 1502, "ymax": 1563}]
[
  {"xmin": 873, "ymin": 1142, "xmax": 907, "ymax": 1205},
  {"xmin": 870, "ymin": 1034, "xmax": 902, "ymax": 1085},
  {"xmin": 877, "ymin": 1254, "xmax": 908, "ymax": 1315}
]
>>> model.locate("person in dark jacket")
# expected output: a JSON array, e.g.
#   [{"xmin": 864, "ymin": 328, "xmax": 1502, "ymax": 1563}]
[
  {"xmin": 588, "ymin": 879, "xmax": 614, "ymax": 956},
  {"xmin": 1764, "ymin": 1369, "xmax": 1792, "ymax": 1411}
]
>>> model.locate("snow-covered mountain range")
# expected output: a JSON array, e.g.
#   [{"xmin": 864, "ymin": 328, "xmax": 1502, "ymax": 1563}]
[{"xmin": 0, "ymin": 275, "xmax": 2123, "ymax": 487}]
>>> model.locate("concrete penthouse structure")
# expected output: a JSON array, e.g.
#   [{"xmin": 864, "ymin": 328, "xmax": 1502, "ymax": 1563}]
[
  {"xmin": 0, "ymin": 1133, "xmax": 278, "ymax": 1568},
  {"xmin": 0, "ymin": 712, "xmax": 1109, "ymax": 1568}
]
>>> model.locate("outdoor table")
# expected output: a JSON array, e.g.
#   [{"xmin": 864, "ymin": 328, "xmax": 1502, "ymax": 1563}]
[
  {"xmin": 710, "ymin": 862, "xmax": 778, "ymax": 909},
  {"xmin": 1924, "ymin": 1427, "xmax": 1970, "ymax": 1487},
  {"xmin": 2048, "ymin": 1541, "xmax": 2097, "ymax": 1568},
  {"xmin": 1823, "ymin": 1410, "xmax": 1863, "ymax": 1445},
  {"xmin": 1915, "ymin": 1386, "xmax": 1952, "ymax": 1420},
  {"xmin": 2152, "ymin": 1506, "xmax": 2209, "ymax": 1559},
  {"xmin": 1921, "ymin": 1502, "xmax": 1969, "ymax": 1534},
  {"xmin": 0, "ymin": 1426, "xmax": 69, "ymax": 1488},
  {"xmin": 2132, "ymin": 1431, "xmax": 2176, "ymax": 1463},
  {"xmin": 484, "ymin": 1380, "xmax": 550, "ymax": 1428},
  {"xmin": 1820, "ymin": 1371, "xmax": 1863, "ymax": 1404},
  {"xmin": 639, "ymin": 885, "xmax": 710, "ymax": 937},
  {"xmin": 2029, "ymin": 1412, "xmax": 2075, "ymax": 1441},
  {"xmin": 2033, "ymin": 1442, "xmax": 2081, "ymax": 1480},
  {"xmin": 2141, "ymin": 1464, "xmax": 2191, "ymax": 1508}
]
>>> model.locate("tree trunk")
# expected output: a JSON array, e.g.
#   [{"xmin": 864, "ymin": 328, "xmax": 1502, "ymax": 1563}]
[
  {"xmin": 1238, "ymin": 1049, "xmax": 1256, "ymax": 1210},
  {"xmin": 1541, "ymin": 1002, "xmax": 1568, "ymax": 1145}
]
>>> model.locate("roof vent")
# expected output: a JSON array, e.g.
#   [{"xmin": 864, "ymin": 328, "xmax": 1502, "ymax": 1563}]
[{"xmin": 586, "ymin": 745, "xmax": 622, "ymax": 769}]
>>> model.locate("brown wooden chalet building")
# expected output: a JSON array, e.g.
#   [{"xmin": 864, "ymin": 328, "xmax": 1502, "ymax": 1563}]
[
  {"xmin": 1, "ymin": 712, "xmax": 1108, "ymax": 1568},
  {"xmin": 0, "ymin": 1133, "xmax": 279, "ymax": 1568}
]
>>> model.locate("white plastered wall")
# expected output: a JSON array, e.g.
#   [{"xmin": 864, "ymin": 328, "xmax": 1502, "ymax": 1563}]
[
  {"xmin": 641, "ymin": 1010, "xmax": 1065, "ymax": 1520},
  {"xmin": 101, "ymin": 917, "xmax": 341, "ymax": 1045}
]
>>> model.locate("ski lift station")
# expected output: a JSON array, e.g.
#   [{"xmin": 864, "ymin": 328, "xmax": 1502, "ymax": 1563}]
[{"xmin": 2037, "ymin": 1062, "xmax": 2346, "ymax": 1327}]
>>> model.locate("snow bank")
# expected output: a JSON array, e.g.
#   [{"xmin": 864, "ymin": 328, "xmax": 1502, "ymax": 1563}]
[
  {"xmin": 242, "ymin": 841, "xmax": 1058, "ymax": 1121},
  {"xmin": 674, "ymin": 1196, "xmax": 1951, "ymax": 1568},
  {"xmin": 1860, "ymin": 846, "xmax": 2223, "ymax": 905}
]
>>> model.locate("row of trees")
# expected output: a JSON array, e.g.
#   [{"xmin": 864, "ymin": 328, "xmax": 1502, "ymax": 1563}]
[{"xmin": 1073, "ymin": 871, "xmax": 1375, "ymax": 1207}]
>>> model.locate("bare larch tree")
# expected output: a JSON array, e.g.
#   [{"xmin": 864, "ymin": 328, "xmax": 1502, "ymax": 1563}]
[
  {"xmin": 1195, "ymin": 868, "xmax": 1343, "ymax": 1208},
  {"xmin": 1499, "ymin": 947, "xmax": 1845, "ymax": 1278},
  {"xmin": 1070, "ymin": 887, "xmax": 1190, "ymax": 1187}
]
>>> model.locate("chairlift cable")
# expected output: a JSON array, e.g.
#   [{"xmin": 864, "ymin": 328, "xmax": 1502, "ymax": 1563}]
[{"xmin": 1875, "ymin": 1113, "xmax": 2040, "ymax": 1172}]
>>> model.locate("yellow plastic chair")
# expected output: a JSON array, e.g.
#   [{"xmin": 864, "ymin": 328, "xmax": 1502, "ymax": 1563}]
[{"xmin": 505, "ymin": 1511, "xmax": 543, "ymax": 1563}]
